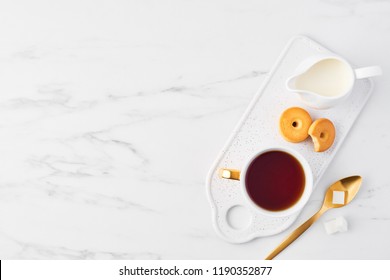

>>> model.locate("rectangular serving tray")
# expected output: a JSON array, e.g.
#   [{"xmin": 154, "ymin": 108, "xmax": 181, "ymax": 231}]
[{"xmin": 206, "ymin": 35, "xmax": 374, "ymax": 243}]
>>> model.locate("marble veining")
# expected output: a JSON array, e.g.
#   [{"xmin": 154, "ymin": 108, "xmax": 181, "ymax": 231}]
[{"xmin": 0, "ymin": 0, "xmax": 389, "ymax": 259}]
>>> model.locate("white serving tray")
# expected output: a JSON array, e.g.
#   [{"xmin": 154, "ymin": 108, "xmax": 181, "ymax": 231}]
[{"xmin": 206, "ymin": 35, "xmax": 374, "ymax": 243}]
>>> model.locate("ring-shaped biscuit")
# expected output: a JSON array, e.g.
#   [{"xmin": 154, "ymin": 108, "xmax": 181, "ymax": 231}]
[
  {"xmin": 308, "ymin": 118, "xmax": 336, "ymax": 152},
  {"xmin": 279, "ymin": 107, "xmax": 312, "ymax": 143}
]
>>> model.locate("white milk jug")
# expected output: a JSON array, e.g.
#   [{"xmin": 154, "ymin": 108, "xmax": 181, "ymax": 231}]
[{"xmin": 286, "ymin": 55, "xmax": 382, "ymax": 109}]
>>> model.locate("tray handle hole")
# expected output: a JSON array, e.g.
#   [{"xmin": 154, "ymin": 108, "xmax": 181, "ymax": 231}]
[{"xmin": 226, "ymin": 205, "xmax": 252, "ymax": 230}]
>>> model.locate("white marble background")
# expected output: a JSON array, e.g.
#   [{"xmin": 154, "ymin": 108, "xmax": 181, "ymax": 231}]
[{"xmin": 0, "ymin": 0, "xmax": 389, "ymax": 259}]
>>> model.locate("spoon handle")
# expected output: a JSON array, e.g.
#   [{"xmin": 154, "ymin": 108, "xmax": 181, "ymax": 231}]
[{"xmin": 265, "ymin": 208, "xmax": 327, "ymax": 260}]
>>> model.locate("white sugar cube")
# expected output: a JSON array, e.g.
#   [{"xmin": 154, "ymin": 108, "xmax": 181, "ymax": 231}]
[
  {"xmin": 332, "ymin": 191, "xmax": 345, "ymax": 205},
  {"xmin": 324, "ymin": 216, "xmax": 348, "ymax": 235},
  {"xmin": 336, "ymin": 216, "xmax": 348, "ymax": 232},
  {"xmin": 324, "ymin": 218, "xmax": 339, "ymax": 234}
]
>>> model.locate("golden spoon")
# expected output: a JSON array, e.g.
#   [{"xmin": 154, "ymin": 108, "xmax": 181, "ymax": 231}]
[{"xmin": 265, "ymin": 175, "xmax": 362, "ymax": 260}]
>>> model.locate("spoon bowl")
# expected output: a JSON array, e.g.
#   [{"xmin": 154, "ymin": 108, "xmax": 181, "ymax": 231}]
[{"xmin": 323, "ymin": 175, "xmax": 362, "ymax": 209}]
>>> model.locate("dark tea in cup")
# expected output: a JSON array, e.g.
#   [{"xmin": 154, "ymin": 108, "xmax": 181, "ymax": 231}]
[
  {"xmin": 245, "ymin": 150, "xmax": 305, "ymax": 211},
  {"xmin": 219, "ymin": 146, "xmax": 312, "ymax": 217}
]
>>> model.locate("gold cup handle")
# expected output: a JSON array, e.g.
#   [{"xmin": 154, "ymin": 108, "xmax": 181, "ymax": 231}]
[{"xmin": 219, "ymin": 168, "xmax": 241, "ymax": 180}]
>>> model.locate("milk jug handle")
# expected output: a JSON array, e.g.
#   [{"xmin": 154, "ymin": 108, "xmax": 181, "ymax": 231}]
[{"xmin": 355, "ymin": 66, "xmax": 382, "ymax": 79}]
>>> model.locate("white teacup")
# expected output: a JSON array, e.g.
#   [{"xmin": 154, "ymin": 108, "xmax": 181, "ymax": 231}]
[
  {"xmin": 286, "ymin": 54, "xmax": 382, "ymax": 109},
  {"xmin": 220, "ymin": 146, "xmax": 313, "ymax": 217}
]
